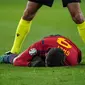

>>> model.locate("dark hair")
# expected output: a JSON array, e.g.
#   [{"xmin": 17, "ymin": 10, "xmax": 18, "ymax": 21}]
[{"xmin": 45, "ymin": 48, "xmax": 66, "ymax": 67}]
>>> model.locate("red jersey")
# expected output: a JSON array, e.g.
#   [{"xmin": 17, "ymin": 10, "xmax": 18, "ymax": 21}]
[{"xmin": 13, "ymin": 35, "xmax": 81, "ymax": 66}]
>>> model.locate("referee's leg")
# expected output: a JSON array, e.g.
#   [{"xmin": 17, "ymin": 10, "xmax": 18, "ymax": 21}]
[
  {"xmin": 66, "ymin": 1, "xmax": 85, "ymax": 44},
  {"xmin": 11, "ymin": 1, "xmax": 42, "ymax": 54}
]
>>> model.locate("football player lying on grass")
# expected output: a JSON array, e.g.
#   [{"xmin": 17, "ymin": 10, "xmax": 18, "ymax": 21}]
[{"xmin": 0, "ymin": 35, "xmax": 82, "ymax": 67}]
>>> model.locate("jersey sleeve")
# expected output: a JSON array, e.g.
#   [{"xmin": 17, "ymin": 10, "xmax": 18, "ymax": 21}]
[{"xmin": 13, "ymin": 49, "xmax": 32, "ymax": 66}]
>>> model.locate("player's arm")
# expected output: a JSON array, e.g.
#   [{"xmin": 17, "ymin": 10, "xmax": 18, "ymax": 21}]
[
  {"xmin": 13, "ymin": 46, "xmax": 42, "ymax": 67},
  {"xmin": 13, "ymin": 48, "xmax": 33, "ymax": 66}
]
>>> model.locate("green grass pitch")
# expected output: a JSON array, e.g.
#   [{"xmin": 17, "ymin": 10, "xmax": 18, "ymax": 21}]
[{"xmin": 0, "ymin": 0, "xmax": 85, "ymax": 85}]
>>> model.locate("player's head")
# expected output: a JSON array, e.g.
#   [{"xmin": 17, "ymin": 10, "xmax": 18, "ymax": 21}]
[{"xmin": 45, "ymin": 48, "xmax": 66, "ymax": 67}]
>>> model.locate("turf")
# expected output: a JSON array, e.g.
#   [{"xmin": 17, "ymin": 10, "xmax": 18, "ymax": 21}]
[{"xmin": 0, "ymin": 0, "xmax": 85, "ymax": 85}]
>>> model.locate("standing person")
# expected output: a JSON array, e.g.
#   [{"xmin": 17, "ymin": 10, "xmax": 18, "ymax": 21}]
[
  {"xmin": 0, "ymin": 35, "xmax": 82, "ymax": 67},
  {"xmin": 0, "ymin": 0, "xmax": 85, "ymax": 58}
]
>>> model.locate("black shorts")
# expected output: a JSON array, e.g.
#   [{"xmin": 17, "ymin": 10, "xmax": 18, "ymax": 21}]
[
  {"xmin": 29, "ymin": 0, "xmax": 81, "ymax": 7},
  {"xmin": 62, "ymin": 0, "xmax": 81, "ymax": 7},
  {"xmin": 29, "ymin": 0, "xmax": 54, "ymax": 7}
]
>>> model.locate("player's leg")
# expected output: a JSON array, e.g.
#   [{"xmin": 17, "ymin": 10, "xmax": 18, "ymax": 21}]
[
  {"xmin": 11, "ymin": 0, "xmax": 54, "ymax": 54},
  {"xmin": 11, "ymin": 1, "xmax": 42, "ymax": 54},
  {"xmin": 67, "ymin": 2, "xmax": 85, "ymax": 43},
  {"xmin": 63, "ymin": 0, "xmax": 85, "ymax": 43},
  {"xmin": 0, "ymin": 0, "xmax": 54, "ymax": 63},
  {"xmin": 0, "ymin": 1, "xmax": 42, "ymax": 63}
]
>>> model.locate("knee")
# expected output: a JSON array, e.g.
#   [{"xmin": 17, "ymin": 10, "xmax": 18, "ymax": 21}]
[
  {"xmin": 71, "ymin": 12, "xmax": 85, "ymax": 24},
  {"xmin": 22, "ymin": 7, "xmax": 36, "ymax": 21}
]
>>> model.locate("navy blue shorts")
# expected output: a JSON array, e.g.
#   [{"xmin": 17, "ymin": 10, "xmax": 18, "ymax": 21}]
[{"xmin": 29, "ymin": 0, "xmax": 81, "ymax": 7}]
